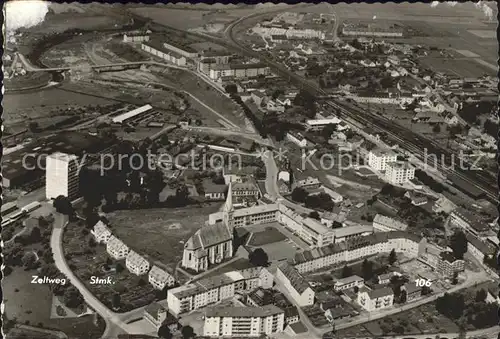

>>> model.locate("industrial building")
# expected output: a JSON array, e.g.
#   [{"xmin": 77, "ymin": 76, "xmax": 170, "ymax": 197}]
[{"xmin": 111, "ymin": 104, "xmax": 154, "ymax": 124}]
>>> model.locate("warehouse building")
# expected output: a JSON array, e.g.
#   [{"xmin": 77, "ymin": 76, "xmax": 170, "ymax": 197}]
[{"xmin": 112, "ymin": 104, "xmax": 154, "ymax": 124}]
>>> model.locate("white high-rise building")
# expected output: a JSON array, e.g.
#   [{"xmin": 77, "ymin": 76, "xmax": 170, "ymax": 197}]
[
  {"xmin": 45, "ymin": 152, "xmax": 80, "ymax": 200},
  {"xmin": 367, "ymin": 149, "xmax": 397, "ymax": 171},
  {"xmin": 384, "ymin": 161, "xmax": 415, "ymax": 184}
]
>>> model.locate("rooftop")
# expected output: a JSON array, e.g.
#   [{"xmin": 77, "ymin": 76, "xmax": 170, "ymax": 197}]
[
  {"xmin": 361, "ymin": 286, "xmax": 394, "ymax": 299},
  {"xmin": 334, "ymin": 225, "xmax": 373, "ymax": 239},
  {"xmin": 335, "ymin": 275, "xmax": 364, "ymax": 285},
  {"xmin": 185, "ymin": 222, "xmax": 232, "ymax": 251},
  {"xmin": 205, "ymin": 305, "xmax": 284, "ymax": 318},
  {"xmin": 144, "ymin": 302, "xmax": 166, "ymax": 319},
  {"xmin": 277, "ymin": 262, "xmax": 311, "ymax": 294}
]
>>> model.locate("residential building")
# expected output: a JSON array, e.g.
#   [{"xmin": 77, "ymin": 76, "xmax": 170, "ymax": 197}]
[
  {"xmin": 222, "ymin": 166, "xmax": 255, "ymax": 184},
  {"xmin": 123, "ymin": 32, "xmax": 150, "ymax": 43},
  {"xmin": 199, "ymin": 50, "xmax": 232, "ymax": 64},
  {"xmin": 266, "ymin": 99, "xmax": 286, "ymax": 113},
  {"xmin": 377, "ymin": 271, "xmax": 402, "ymax": 284},
  {"xmin": 357, "ymin": 287, "xmax": 394, "ymax": 311},
  {"xmin": 245, "ymin": 288, "xmax": 298, "ymax": 324},
  {"xmin": 167, "ymin": 268, "xmax": 272, "ymax": 316},
  {"xmin": 232, "ymin": 180, "xmax": 260, "ymax": 199},
  {"xmin": 333, "ymin": 275, "xmax": 364, "ymax": 292},
  {"xmin": 45, "ymin": 152, "xmax": 80, "ymax": 200},
  {"xmin": 294, "ymin": 176, "xmax": 321, "ymax": 189},
  {"xmin": 284, "ymin": 322, "xmax": 308, "ymax": 336},
  {"xmin": 251, "ymin": 91, "xmax": 268, "ymax": 107},
  {"xmin": 159, "ymin": 40, "xmax": 198, "ymax": 59},
  {"xmin": 228, "ymin": 203, "xmax": 280, "ymax": 228},
  {"xmin": 466, "ymin": 233, "xmax": 497, "ymax": 262},
  {"xmin": 449, "ymin": 208, "xmax": 489, "ymax": 236},
  {"xmin": 333, "ymin": 225, "xmax": 374, "ymax": 243},
  {"xmin": 148, "ymin": 265, "xmax": 175, "ymax": 290},
  {"xmin": 204, "ymin": 182, "xmax": 227, "ymax": 201},
  {"xmin": 384, "ymin": 161, "xmax": 415, "ymax": 184},
  {"xmin": 144, "ymin": 303, "xmax": 177, "ymax": 331},
  {"xmin": 91, "ymin": 220, "xmax": 112, "ymax": 244},
  {"xmin": 182, "ymin": 222, "xmax": 233, "ymax": 272},
  {"xmin": 126, "ymin": 250, "xmax": 150, "ymax": 276},
  {"xmin": 373, "ymin": 214, "xmax": 408, "ymax": 232},
  {"xmin": 141, "ymin": 41, "xmax": 187, "ymax": 66},
  {"xmin": 404, "ymin": 191, "xmax": 428, "ymax": 206},
  {"xmin": 278, "ymin": 179, "xmax": 290, "ymax": 194},
  {"xmin": 436, "ymin": 251, "xmax": 465, "ymax": 278},
  {"xmin": 402, "ymin": 282, "xmax": 422, "ymax": 302},
  {"xmin": 276, "ymin": 263, "xmax": 315, "ymax": 307},
  {"xmin": 106, "ymin": 235, "xmax": 130, "ymax": 260},
  {"xmin": 292, "ymin": 231, "xmax": 426, "ymax": 274},
  {"xmin": 286, "ymin": 131, "xmax": 308, "ymax": 148},
  {"xmin": 367, "ymin": 149, "xmax": 397, "ymax": 171},
  {"xmin": 208, "ymin": 63, "xmax": 271, "ymax": 80},
  {"xmin": 203, "ymin": 305, "xmax": 285, "ymax": 337}
]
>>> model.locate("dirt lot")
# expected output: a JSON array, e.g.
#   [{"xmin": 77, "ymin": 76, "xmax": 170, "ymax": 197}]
[
  {"xmin": 247, "ymin": 225, "xmax": 287, "ymax": 246},
  {"xmin": 106, "ymin": 203, "xmax": 222, "ymax": 271}
]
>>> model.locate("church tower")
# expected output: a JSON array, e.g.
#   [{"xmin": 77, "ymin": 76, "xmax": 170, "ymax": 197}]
[{"xmin": 223, "ymin": 181, "xmax": 234, "ymax": 229}]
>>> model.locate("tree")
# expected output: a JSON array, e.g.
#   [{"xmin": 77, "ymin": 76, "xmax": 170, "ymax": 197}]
[
  {"xmin": 28, "ymin": 121, "xmax": 40, "ymax": 132},
  {"xmin": 361, "ymin": 259, "xmax": 373, "ymax": 280},
  {"xmin": 388, "ymin": 249, "xmax": 397, "ymax": 265},
  {"xmin": 53, "ymin": 195, "xmax": 74, "ymax": 216},
  {"xmin": 450, "ymin": 231, "xmax": 467, "ymax": 260},
  {"xmin": 115, "ymin": 263, "xmax": 124, "ymax": 273},
  {"xmin": 399, "ymin": 289, "xmax": 407, "ymax": 303},
  {"xmin": 63, "ymin": 286, "xmax": 84, "ymax": 308},
  {"xmin": 181, "ymin": 325, "xmax": 195, "ymax": 339},
  {"xmin": 291, "ymin": 187, "xmax": 308, "ymax": 203},
  {"xmin": 475, "ymin": 288, "xmax": 487, "ymax": 302},
  {"xmin": 309, "ymin": 211, "xmax": 320, "ymax": 220},
  {"xmin": 111, "ymin": 293, "xmax": 121, "ymax": 309},
  {"xmin": 225, "ymin": 84, "xmax": 238, "ymax": 94},
  {"xmin": 158, "ymin": 324, "xmax": 173, "ymax": 339},
  {"xmin": 321, "ymin": 123, "xmax": 338, "ymax": 140},
  {"xmin": 22, "ymin": 252, "xmax": 37, "ymax": 269},
  {"xmin": 249, "ymin": 248, "xmax": 269, "ymax": 267},
  {"xmin": 341, "ymin": 264, "xmax": 352, "ymax": 278},
  {"xmin": 432, "ymin": 124, "xmax": 441, "ymax": 133}
]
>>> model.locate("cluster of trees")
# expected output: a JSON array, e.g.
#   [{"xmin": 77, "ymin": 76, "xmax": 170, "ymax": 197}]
[
  {"xmin": 457, "ymin": 101, "xmax": 496, "ymax": 127},
  {"xmin": 292, "ymin": 90, "xmax": 316, "ymax": 118},
  {"xmin": 158, "ymin": 324, "xmax": 195, "ymax": 339},
  {"xmin": 261, "ymin": 112, "xmax": 304, "ymax": 142},
  {"xmin": 449, "ymin": 231, "xmax": 468, "ymax": 260},
  {"xmin": 436, "ymin": 290, "xmax": 497, "ymax": 329},
  {"xmin": 483, "ymin": 119, "xmax": 498, "ymax": 138},
  {"xmin": 249, "ymin": 248, "xmax": 269, "ymax": 267},
  {"xmin": 414, "ymin": 169, "xmax": 446, "ymax": 193},
  {"xmin": 291, "ymin": 187, "xmax": 335, "ymax": 211}
]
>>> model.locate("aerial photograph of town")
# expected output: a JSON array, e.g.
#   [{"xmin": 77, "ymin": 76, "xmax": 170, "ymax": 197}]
[{"xmin": 2, "ymin": 1, "xmax": 499, "ymax": 339}]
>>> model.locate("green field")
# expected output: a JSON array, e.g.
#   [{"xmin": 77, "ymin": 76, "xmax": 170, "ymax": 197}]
[{"xmin": 107, "ymin": 203, "xmax": 223, "ymax": 271}]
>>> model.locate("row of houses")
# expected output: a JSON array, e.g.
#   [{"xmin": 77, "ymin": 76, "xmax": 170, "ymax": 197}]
[
  {"xmin": 291, "ymin": 231, "xmax": 426, "ymax": 274},
  {"xmin": 91, "ymin": 221, "xmax": 175, "ymax": 290}
]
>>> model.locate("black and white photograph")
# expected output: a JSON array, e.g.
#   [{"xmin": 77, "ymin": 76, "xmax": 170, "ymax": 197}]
[{"xmin": 2, "ymin": 1, "xmax": 499, "ymax": 339}]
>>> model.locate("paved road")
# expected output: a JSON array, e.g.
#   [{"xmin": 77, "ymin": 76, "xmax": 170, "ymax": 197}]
[
  {"xmin": 261, "ymin": 149, "xmax": 314, "ymax": 214},
  {"xmin": 51, "ymin": 213, "xmax": 128, "ymax": 338}
]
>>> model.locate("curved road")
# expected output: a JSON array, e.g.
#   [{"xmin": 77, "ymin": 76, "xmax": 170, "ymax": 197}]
[{"xmin": 51, "ymin": 213, "xmax": 128, "ymax": 338}]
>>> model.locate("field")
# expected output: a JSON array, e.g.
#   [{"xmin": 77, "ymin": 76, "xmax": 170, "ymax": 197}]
[
  {"xmin": 247, "ymin": 225, "xmax": 287, "ymax": 246},
  {"xmin": 130, "ymin": 6, "xmax": 284, "ymax": 30},
  {"xmin": 106, "ymin": 203, "xmax": 222, "ymax": 271},
  {"xmin": 418, "ymin": 56, "xmax": 496, "ymax": 77},
  {"xmin": 4, "ymin": 268, "xmax": 106, "ymax": 338},
  {"xmin": 19, "ymin": 13, "xmax": 128, "ymax": 35},
  {"xmin": 3, "ymin": 87, "xmax": 116, "ymax": 126}
]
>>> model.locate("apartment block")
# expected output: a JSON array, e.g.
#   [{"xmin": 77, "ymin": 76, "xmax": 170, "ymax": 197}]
[
  {"xmin": 45, "ymin": 152, "xmax": 80, "ymax": 200},
  {"xmin": 203, "ymin": 305, "xmax": 285, "ymax": 337}
]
